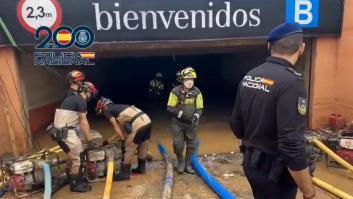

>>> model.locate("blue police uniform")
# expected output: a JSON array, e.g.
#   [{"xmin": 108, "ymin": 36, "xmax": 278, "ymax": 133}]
[{"xmin": 230, "ymin": 23, "xmax": 308, "ymax": 199}]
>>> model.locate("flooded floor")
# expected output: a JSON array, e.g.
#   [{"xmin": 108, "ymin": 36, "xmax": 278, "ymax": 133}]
[{"xmin": 4, "ymin": 110, "xmax": 353, "ymax": 199}]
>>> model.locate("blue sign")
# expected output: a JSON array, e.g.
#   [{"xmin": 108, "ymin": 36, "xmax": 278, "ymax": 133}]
[
  {"xmin": 286, "ymin": 0, "xmax": 320, "ymax": 28},
  {"xmin": 34, "ymin": 25, "xmax": 96, "ymax": 66}
]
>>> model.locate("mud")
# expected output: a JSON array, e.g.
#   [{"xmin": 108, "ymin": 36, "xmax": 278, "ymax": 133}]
[
  {"xmin": 4, "ymin": 152, "xmax": 353, "ymax": 199},
  {"xmin": 4, "ymin": 110, "xmax": 353, "ymax": 199}
]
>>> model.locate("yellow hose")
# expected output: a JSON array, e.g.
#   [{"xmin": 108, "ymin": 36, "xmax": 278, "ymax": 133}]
[
  {"xmin": 312, "ymin": 177, "xmax": 353, "ymax": 199},
  {"xmin": 0, "ymin": 172, "xmax": 3, "ymax": 188},
  {"xmin": 312, "ymin": 139, "xmax": 353, "ymax": 173},
  {"xmin": 48, "ymin": 145, "xmax": 61, "ymax": 151},
  {"xmin": 36, "ymin": 145, "xmax": 61, "ymax": 154},
  {"xmin": 28, "ymin": 145, "xmax": 63, "ymax": 159},
  {"xmin": 54, "ymin": 149, "xmax": 63, "ymax": 153},
  {"xmin": 103, "ymin": 161, "xmax": 114, "ymax": 199}
]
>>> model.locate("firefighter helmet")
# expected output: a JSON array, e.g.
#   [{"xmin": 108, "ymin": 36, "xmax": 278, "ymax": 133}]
[
  {"xmin": 180, "ymin": 67, "xmax": 197, "ymax": 80},
  {"xmin": 79, "ymin": 81, "xmax": 98, "ymax": 96},
  {"xmin": 67, "ymin": 70, "xmax": 85, "ymax": 84},
  {"xmin": 95, "ymin": 97, "xmax": 113, "ymax": 115}
]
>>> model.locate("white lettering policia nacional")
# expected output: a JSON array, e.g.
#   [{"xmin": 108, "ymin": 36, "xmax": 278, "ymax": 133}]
[
  {"xmin": 92, "ymin": 2, "xmax": 261, "ymax": 31},
  {"xmin": 242, "ymin": 75, "xmax": 271, "ymax": 93}
]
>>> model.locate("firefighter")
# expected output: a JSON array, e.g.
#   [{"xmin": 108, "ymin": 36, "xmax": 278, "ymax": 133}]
[
  {"xmin": 52, "ymin": 81, "xmax": 99, "ymax": 193},
  {"xmin": 167, "ymin": 67, "xmax": 204, "ymax": 174},
  {"xmin": 149, "ymin": 72, "xmax": 165, "ymax": 97},
  {"xmin": 95, "ymin": 97, "xmax": 152, "ymax": 181},
  {"xmin": 66, "ymin": 70, "xmax": 85, "ymax": 97}
]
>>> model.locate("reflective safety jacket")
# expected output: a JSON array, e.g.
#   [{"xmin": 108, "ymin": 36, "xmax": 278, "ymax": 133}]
[
  {"xmin": 167, "ymin": 85, "xmax": 203, "ymax": 122},
  {"xmin": 149, "ymin": 79, "xmax": 164, "ymax": 96}
]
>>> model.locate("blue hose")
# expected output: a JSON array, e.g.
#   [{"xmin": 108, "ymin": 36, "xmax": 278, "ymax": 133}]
[
  {"xmin": 158, "ymin": 144, "xmax": 174, "ymax": 199},
  {"xmin": 0, "ymin": 189, "xmax": 6, "ymax": 198},
  {"xmin": 191, "ymin": 145, "xmax": 236, "ymax": 199},
  {"xmin": 158, "ymin": 144, "xmax": 167, "ymax": 155},
  {"xmin": 158, "ymin": 144, "xmax": 170, "ymax": 161},
  {"xmin": 43, "ymin": 163, "xmax": 52, "ymax": 199}
]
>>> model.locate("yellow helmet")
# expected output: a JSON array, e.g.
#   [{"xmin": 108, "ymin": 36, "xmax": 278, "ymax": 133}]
[{"xmin": 180, "ymin": 67, "xmax": 197, "ymax": 79}]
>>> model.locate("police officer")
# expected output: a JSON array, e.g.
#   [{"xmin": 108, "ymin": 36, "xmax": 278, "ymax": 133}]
[
  {"xmin": 95, "ymin": 97, "xmax": 152, "ymax": 181},
  {"xmin": 66, "ymin": 70, "xmax": 85, "ymax": 97},
  {"xmin": 53, "ymin": 81, "xmax": 99, "ymax": 193},
  {"xmin": 167, "ymin": 67, "xmax": 203, "ymax": 174},
  {"xmin": 230, "ymin": 23, "xmax": 316, "ymax": 199}
]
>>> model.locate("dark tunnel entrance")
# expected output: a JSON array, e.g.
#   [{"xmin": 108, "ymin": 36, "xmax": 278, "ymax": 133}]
[
  {"xmin": 86, "ymin": 50, "xmax": 269, "ymax": 124},
  {"xmin": 75, "ymin": 49, "xmax": 272, "ymax": 154},
  {"xmin": 27, "ymin": 41, "xmax": 312, "ymax": 155}
]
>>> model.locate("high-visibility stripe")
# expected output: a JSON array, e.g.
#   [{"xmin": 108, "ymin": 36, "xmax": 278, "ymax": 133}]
[
  {"xmin": 196, "ymin": 93, "xmax": 204, "ymax": 109},
  {"xmin": 167, "ymin": 93, "xmax": 178, "ymax": 107}
]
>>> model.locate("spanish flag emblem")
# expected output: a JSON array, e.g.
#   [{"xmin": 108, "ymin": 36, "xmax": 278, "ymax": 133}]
[
  {"xmin": 79, "ymin": 52, "xmax": 95, "ymax": 59},
  {"xmin": 262, "ymin": 78, "xmax": 274, "ymax": 86},
  {"xmin": 56, "ymin": 30, "xmax": 72, "ymax": 45}
]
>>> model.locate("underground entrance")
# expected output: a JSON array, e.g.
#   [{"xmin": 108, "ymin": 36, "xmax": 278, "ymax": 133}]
[
  {"xmin": 15, "ymin": 39, "xmax": 350, "ymax": 199},
  {"xmin": 26, "ymin": 45, "xmax": 281, "ymax": 157},
  {"xmin": 19, "ymin": 36, "xmax": 312, "ymax": 159}
]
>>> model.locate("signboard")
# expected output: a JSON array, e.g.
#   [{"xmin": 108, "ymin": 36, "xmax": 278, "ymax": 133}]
[
  {"xmin": 0, "ymin": 0, "xmax": 344, "ymax": 46},
  {"xmin": 16, "ymin": 0, "xmax": 62, "ymax": 34}
]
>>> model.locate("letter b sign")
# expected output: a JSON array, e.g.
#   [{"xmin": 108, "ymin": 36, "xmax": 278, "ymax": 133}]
[{"xmin": 286, "ymin": 0, "xmax": 319, "ymax": 28}]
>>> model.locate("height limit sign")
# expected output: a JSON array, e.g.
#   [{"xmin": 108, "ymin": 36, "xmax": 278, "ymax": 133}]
[{"xmin": 17, "ymin": 0, "xmax": 62, "ymax": 34}]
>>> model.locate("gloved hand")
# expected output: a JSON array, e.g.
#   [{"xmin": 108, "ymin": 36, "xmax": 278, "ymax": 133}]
[
  {"xmin": 124, "ymin": 124, "xmax": 132, "ymax": 134},
  {"xmin": 192, "ymin": 114, "xmax": 200, "ymax": 126},
  {"xmin": 87, "ymin": 139, "xmax": 100, "ymax": 150},
  {"xmin": 102, "ymin": 140, "xmax": 109, "ymax": 146},
  {"xmin": 179, "ymin": 94, "xmax": 186, "ymax": 103},
  {"xmin": 305, "ymin": 144, "xmax": 319, "ymax": 176},
  {"xmin": 177, "ymin": 111, "xmax": 183, "ymax": 119},
  {"xmin": 239, "ymin": 143, "xmax": 245, "ymax": 153}
]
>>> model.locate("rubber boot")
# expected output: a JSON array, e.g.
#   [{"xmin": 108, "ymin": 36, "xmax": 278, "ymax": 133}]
[
  {"xmin": 146, "ymin": 152, "xmax": 153, "ymax": 162},
  {"xmin": 114, "ymin": 164, "xmax": 131, "ymax": 181},
  {"xmin": 176, "ymin": 153, "xmax": 185, "ymax": 174},
  {"xmin": 131, "ymin": 159, "xmax": 146, "ymax": 174},
  {"xmin": 184, "ymin": 150, "xmax": 195, "ymax": 175},
  {"xmin": 69, "ymin": 174, "xmax": 91, "ymax": 193}
]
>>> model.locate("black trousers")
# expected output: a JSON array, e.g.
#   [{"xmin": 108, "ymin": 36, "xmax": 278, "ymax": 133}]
[
  {"xmin": 171, "ymin": 120, "xmax": 197, "ymax": 157},
  {"xmin": 243, "ymin": 149, "xmax": 298, "ymax": 199}
]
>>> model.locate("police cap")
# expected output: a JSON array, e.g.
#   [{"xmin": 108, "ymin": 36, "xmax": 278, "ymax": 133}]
[{"xmin": 267, "ymin": 23, "xmax": 303, "ymax": 43}]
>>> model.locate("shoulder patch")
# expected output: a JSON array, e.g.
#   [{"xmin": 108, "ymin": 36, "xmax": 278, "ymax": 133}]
[{"xmin": 297, "ymin": 97, "xmax": 307, "ymax": 116}]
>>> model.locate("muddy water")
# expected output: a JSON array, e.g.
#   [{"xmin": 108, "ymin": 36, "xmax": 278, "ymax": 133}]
[{"xmin": 6, "ymin": 113, "xmax": 352, "ymax": 199}]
